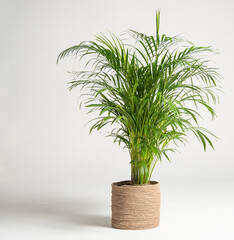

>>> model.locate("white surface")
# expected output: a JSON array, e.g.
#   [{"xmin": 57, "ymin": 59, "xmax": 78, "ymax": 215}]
[
  {"xmin": 0, "ymin": 0, "xmax": 234, "ymax": 239},
  {"xmin": 0, "ymin": 182, "xmax": 234, "ymax": 240}
]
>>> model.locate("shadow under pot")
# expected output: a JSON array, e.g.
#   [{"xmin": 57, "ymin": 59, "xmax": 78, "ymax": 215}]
[{"xmin": 111, "ymin": 180, "xmax": 160, "ymax": 230}]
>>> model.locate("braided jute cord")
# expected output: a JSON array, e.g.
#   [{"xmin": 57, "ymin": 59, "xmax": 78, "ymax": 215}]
[{"xmin": 111, "ymin": 180, "xmax": 160, "ymax": 230}]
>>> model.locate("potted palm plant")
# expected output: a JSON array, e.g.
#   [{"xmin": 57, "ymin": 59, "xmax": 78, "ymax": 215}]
[{"xmin": 57, "ymin": 11, "xmax": 220, "ymax": 230}]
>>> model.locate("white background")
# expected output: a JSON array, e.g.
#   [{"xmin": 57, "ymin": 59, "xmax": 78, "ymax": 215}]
[{"xmin": 0, "ymin": 0, "xmax": 234, "ymax": 239}]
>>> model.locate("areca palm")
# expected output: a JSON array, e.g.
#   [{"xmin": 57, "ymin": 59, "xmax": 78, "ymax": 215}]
[{"xmin": 57, "ymin": 11, "xmax": 220, "ymax": 185}]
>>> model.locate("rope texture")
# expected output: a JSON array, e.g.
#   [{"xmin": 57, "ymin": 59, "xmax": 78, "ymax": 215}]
[{"xmin": 111, "ymin": 180, "xmax": 160, "ymax": 230}]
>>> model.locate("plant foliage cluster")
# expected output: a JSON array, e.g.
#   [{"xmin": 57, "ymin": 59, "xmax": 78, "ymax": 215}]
[{"xmin": 57, "ymin": 11, "xmax": 220, "ymax": 184}]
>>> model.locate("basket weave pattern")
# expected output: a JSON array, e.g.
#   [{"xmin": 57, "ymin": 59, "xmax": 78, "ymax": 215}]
[{"xmin": 111, "ymin": 180, "xmax": 160, "ymax": 230}]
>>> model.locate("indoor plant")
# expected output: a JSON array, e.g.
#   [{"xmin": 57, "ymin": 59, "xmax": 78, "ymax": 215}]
[{"xmin": 57, "ymin": 11, "xmax": 220, "ymax": 229}]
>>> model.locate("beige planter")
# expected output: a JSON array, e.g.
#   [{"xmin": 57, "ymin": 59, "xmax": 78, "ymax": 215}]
[{"xmin": 111, "ymin": 180, "xmax": 160, "ymax": 230}]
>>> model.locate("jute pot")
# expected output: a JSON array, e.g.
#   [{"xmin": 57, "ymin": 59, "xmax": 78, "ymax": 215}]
[{"xmin": 111, "ymin": 180, "xmax": 160, "ymax": 230}]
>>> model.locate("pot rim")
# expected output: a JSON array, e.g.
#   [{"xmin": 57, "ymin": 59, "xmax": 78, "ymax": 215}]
[{"xmin": 112, "ymin": 180, "xmax": 159, "ymax": 188}]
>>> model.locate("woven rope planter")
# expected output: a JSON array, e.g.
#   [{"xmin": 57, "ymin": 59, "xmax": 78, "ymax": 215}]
[{"xmin": 111, "ymin": 180, "xmax": 160, "ymax": 230}]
